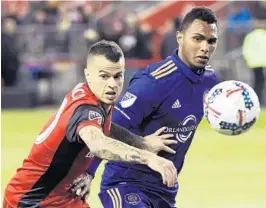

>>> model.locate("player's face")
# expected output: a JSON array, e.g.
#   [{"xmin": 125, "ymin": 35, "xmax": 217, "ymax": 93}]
[
  {"xmin": 85, "ymin": 55, "xmax": 125, "ymax": 105},
  {"xmin": 177, "ymin": 19, "xmax": 218, "ymax": 69}
]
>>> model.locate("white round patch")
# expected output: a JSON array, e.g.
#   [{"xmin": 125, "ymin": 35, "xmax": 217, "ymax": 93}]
[{"xmin": 125, "ymin": 193, "xmax": 141, "ymax": 205}]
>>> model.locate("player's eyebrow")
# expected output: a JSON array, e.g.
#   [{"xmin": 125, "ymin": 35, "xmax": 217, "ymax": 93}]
[
  {"xmin": 99, "ymin": 70, "xmax": 110, "ymax": 74},
  {"xmin": 114, "ymin": 71, "xmax": 123, "ymax": 76},
  {"xmin": 193, "ymin": 33, "xmax": 206, "ymax": 39},
  {"xmin": 193, "ymin": 33, "xmax": 217, "ymax": 43},
  {"xmin": 99, "ymin": 70, "xmax": 123, "ymax": 76}
]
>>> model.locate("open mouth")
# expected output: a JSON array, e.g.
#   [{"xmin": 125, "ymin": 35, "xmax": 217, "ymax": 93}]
[
  {"xmin": 106, "ymin": 91, "xmax": 116, "ymax": 96},
  {"xmin": 197, "ymin": 56, "xmax": 209, "ymax": 61}
]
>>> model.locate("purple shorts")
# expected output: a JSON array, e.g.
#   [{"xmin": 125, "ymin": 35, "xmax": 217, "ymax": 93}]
[{"xmin": 99, "ymin": 185, "xmax": 175, "ymax": 208}]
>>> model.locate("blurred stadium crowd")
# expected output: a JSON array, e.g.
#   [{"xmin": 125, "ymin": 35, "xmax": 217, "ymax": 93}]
[{"xmin": 1, "ymin": 1, "xmax": 266, "ymax": 107}]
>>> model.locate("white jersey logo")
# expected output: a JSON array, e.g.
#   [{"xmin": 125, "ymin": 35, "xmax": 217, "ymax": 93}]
[
  {"xmin": 164, "ymin": 115, "xmax": 198, "ymax": 143},
  {"xmin": 172, "ymin": 99, "xmax": 181, "ymax": 109},
  {"xmin": 176, "ymin": 115, "xmax": 197, "ymax": 143},
  {"xmin": 120, "ymin": 92, "xmax": 137, "ymax": 108}
]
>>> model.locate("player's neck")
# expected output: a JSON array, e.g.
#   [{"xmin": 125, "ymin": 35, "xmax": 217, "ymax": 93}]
[
  {"xmin": 177, "ymin": 49, "xmax": 189, "ymax": 68},
  {"xmin": 101, "ymin": 103, "xmax": 112, "ymax": 114}
]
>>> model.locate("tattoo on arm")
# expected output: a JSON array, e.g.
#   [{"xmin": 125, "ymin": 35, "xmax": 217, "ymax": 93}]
[
  {"xmin": 109, "ymin": 122, "xmax": 148, "ymax": 150},
  {"xmin": 79, "ymin": 126, "xmax": 149, "ymax": 165}
]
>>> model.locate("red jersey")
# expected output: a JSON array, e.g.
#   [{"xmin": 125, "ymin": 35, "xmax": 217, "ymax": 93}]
[{"xmin": 4, "ymin": 83, "xmax": 112, "ymax": 208}]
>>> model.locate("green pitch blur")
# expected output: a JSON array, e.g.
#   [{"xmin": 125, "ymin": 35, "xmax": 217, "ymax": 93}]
[{"xmin": 2, "ymin": 109, "xmax": 266, "ymax": 208}]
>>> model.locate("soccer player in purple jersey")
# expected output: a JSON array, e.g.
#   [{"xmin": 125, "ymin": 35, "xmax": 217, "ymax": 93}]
[{"xmin": 72, "ymin": 6, "xmax": 219, "ymax": 208}]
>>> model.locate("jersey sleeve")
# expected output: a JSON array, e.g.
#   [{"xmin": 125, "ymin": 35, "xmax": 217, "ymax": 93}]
[
  {"xmin": 86, "ymin": 157, "xmax": 102, "ymax": 178},
  {"xmin": 112, "ymin": 75, "xmax": 159, "ymax": 134},
  {"xmin": 66, "ymin": 104, "xmax": 105, "ymax": 143}
]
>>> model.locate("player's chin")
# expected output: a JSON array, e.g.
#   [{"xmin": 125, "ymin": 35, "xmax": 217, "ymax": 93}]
[
  {"xmin": 194, "ymin": 62, "xmax": 207, "ymax": 68},
  {"xmin": 102, "ymin": 97, "xmax": 117, "ymax": 105}
]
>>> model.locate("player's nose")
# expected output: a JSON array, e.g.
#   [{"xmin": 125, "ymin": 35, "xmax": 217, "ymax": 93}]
[
  {"xmin": 200, "ymin": 41, "xmax": 209, "ymax": 53},
  {"xmin": 108, "ymin": 77, "xmax": 117, "ymax": 88}
]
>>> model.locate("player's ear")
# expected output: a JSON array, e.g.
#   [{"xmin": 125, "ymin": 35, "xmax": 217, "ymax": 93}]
[
  {"xmin": 84, "ymin": 68, "xmax": 89, "ymax": 76},
  {"xmin": 176, "ymin": 31, "xmax": 183, "ymax": 47},
  {"xmin": 84, "ymin": 68, "xmax": 92, "ymax": 84}
]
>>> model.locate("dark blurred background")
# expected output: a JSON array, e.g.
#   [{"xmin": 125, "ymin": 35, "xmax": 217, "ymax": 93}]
[{"xmin": 1, "ymin": 1, "xmax": 266, "ymax": 108}]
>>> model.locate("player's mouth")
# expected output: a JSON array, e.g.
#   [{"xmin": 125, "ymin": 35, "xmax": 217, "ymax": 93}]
[
  {"xmin": 196, "ymin": 56, "xmax": 209, "ymax": 64},
  {"xmin": 105, "ymin": 91, "xmax": 117, "ymax": 99}
]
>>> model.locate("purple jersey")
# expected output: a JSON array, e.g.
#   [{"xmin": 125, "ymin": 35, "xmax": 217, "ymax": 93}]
[{"xmin": 100, "ymin": 50, "xmax": 217, "ymax": 205}]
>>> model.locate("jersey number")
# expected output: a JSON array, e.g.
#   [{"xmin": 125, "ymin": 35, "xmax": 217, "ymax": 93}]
[
  {"xmin": 35, "ymin": 84, "xmax": 86, "ymax": 144},
  {"xmin": 35, "ymin": 98, "xmax": 68, "ymax": 144},
  {"xmin": 72, "ymin": 83, "xmax": 85, "ymax": 101}
]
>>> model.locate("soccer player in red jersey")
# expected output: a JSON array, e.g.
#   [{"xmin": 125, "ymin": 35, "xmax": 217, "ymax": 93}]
[{"xmin": 3, "ymin": 40, "xmax": 177, "ymax": 208}]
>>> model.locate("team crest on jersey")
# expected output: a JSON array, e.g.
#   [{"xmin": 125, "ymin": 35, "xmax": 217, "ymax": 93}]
[
  {"xmin": 88, "ymin": 111, "xmax": 102, "ymax": 125},
  {"xmin": 164, "ymin": 114, "xmax": 198, "ymax": 143},
  {"xmin": 120, "ymin": 92, "xmax": 137, "ymax": 108},
  {"xmin": 125, "ymin": 193, "xmax": 141, "ymax": 205}
]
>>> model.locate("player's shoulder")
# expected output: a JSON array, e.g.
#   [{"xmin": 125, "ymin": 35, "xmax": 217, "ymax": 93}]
[
  {"xmin": 129, "ymin": 56, "xmax": 184, "ymax": 94},
  {"xmin": 66, "ymin": 83, "xmax": 99, "ymax": 105},
  {"xmin": 126, "ymin": 58, "xmax": 178, "ymax": 101},
  {"xmin": 65, "ymin": 83, "xmax": 106, "ymax": 122},
  {"xmin": 129, "ymin": 57, "xmax": 183, "ymax": 96},
  {"xmin": 147, "ymin": 57, "xmax": 179, "ymax": 81}
]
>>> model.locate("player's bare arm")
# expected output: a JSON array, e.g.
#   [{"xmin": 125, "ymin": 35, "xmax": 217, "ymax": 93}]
[
  {"xmin": 80, "ymin": 125, "xmax": 148, "ymax": 164},
  {"xmin": 79, "ymin": 125, "xmax": 178, "ymax": 187},
  {"xmin": 110, "ymin": 122, "xmax": 177, "ymax": 154},
  {"xmin": 70, "ymin": 124, "xmax": 177, "ymax": 200}
]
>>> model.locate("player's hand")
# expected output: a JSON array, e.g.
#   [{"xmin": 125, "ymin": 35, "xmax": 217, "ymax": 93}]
[
  {"xmin": 144, "ymin": 127, "xmax": 177, "ymax": 154},
  {"xmin": 70, "ymin": 172, "xmax": 93, "ymax": 202},
  {"xmin": 147, "ymin": 154, "xmax": 178, "ymax": 187}
]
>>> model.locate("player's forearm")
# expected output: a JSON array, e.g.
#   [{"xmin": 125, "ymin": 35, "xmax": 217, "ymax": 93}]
[
  {"xmin": 79, "ymin": 126, "xmax": 150, "ymax": 165},
  {"xmin": 110, "ymin": 122, "xmax": 149, "ymax": 150},
  {"xmin": 91, "ymin": 138, "xmax": 149, "ymax": 165}
]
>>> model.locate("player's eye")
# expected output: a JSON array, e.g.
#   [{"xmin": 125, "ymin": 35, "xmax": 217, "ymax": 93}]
[
  {"xmin": 194, "ymin": 36, "xmax": 202, "ymax": 42},
  {"xmin": 114, "ymin": 74, "xmax": 123, "ymax": 79},
  {"xmin": 100, "ymin": 74, "xmax": 109, "ymax": 79},
  {"xmin": 208, "ymin": 38, "xmax": 217, "ymax": 45}
]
